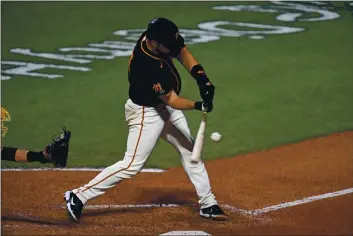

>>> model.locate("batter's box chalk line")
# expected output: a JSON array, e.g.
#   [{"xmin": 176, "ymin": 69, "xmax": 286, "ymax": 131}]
[
  {"xmin": 4, "ymin": 168, "xmax": 352, "ymax": 216},
  {"xmin": 58, "ymin": 187, "xmax": 353, "ymax": 216},
  {"xmin": 1, "ymin": 167, "xmax": 165, "ymax": 173}
]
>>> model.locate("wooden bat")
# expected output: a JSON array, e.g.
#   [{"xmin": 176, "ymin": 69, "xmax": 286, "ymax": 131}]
[{"xmin": 190, "ymin": 111, "xmax": 207, "ymax": 163}]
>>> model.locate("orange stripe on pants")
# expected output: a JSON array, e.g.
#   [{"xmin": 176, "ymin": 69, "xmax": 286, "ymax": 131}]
[{"xmin": 81, "ymin": 106, "xmax": 145, "ymax": 193}]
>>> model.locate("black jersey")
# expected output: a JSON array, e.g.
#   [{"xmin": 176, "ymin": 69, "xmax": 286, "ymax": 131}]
[{"xmin": 127, "ymin": 31, "xmax": 183, "ymax": 107}]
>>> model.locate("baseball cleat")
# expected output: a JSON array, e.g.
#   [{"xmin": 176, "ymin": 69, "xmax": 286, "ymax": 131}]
[
  {"xmin": 200, "ymin": 204, "xmax": 228, "ymax": 221},
  {"xmin": 64, "ymin": 191, "xmax": 83, "ymax": 222}
]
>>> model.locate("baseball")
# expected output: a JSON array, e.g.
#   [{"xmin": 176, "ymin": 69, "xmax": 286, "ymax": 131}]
[{"xmin": 210, "ymin": 132, "xmax": 222, "ymax": 142}]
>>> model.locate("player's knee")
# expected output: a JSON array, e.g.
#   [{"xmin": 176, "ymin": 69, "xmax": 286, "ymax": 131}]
[
  {"xmin": 118, "ymin": 159, "xmax": 145, "ymax": 178},
  {"xmin": 124, "ymin": 168, "xmax": 140, "ymax": 178},
  {"xmin": 129, "ymin": 160, "xmax": 145, "ymax": 173}
]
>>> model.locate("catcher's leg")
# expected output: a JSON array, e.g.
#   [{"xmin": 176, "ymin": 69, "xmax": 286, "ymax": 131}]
[
  {"xmin": 71, "ymin": 100, "xmax": 167, "ymax": 205},
  {"xmin": 161, "ymin": 107, "xmax": 218, "ymax": 208}
]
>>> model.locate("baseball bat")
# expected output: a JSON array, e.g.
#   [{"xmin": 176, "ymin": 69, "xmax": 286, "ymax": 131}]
[{"xmin": 190, "ymin": 111, "xmax": 207, "ymax": 163}]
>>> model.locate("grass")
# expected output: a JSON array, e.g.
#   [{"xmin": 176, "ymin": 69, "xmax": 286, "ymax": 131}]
[{"xmin": 1, "ymin": 1, "xmax": 352, "ymax": 168}]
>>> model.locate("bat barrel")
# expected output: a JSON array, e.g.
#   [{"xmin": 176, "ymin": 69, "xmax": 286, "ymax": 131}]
[{"xmin": 190, "ymin": 112, "xmax": 207, "ymax": 163}]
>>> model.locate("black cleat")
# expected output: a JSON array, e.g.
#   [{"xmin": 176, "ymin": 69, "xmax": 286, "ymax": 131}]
[
  {"xmin": 200, "ymin": 204, "xmax": 228, "ymax": 221},
  {"xmin": 64, "ymin": 191, "xmax": 83, "ymax": 222}
]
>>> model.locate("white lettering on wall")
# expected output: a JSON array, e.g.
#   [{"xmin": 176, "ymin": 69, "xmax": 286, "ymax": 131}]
[
  {"xmin": 270, "ymin": 1, "xmax": 340, "ymax": 22},
  {"xmin": 1, "ymin": 2, "xmax": 341, "ymax": 80},
  {"xmin": 10, "ymin": 48, "xmax": 92, "ymax": 64},
  {"xmin": 1, "ymin": 75, "xmax": 11, "ymax": 80},
  {"xmin": 1, "ymin": 61, "xmax": 90, "ymax": 80},
  {"xmin": 58, "ymin": 47, "xmax": 132, "ymax": 58},
  {"xmin": 197, "ymin": 21, "xmax": 304, "ymax": 37},
  {"xmin": 213, "ymin": 1, "xmax": 340, "ymax": 23}
]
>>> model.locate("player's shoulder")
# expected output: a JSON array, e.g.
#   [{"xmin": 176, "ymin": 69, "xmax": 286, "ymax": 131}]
[
  {"xmin": 133, "ymin": 32, "xmax": 163, "ymax": 61},
  {"xmin": 134, "ymin": 31, "xmax": 147, "ymax": 48},
  {"xmin": 130, "ymin": 32, "xmax": 175, "ymax": 76},
  {"xmin": 132, "ymin": 37, "xmax": 163, "ymax": 67}
]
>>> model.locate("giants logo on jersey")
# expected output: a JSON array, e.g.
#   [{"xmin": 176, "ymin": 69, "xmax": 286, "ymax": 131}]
[{"xmin": 152, "ymin": 83, "xmax": 165, "ymax": 95}]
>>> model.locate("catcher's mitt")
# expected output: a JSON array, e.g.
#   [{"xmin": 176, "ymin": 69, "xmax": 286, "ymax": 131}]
[{"xmin": 44, "ymin": 126, "xmax": 71, "ymax": 168}]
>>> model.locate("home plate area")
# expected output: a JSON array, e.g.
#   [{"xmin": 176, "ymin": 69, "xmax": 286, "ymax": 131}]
[{"xmin": 1, "ymin": 132, "xmax": 353, "ymax": 235}]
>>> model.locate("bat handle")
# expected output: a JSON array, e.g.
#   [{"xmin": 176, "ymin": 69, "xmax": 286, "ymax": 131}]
[{"xmin": 202, "ymin": 111, "xmax": 207, "ymax": 121}]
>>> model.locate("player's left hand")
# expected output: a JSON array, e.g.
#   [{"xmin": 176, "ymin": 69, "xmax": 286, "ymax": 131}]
[
  {"xmin": 202, "ymin": 101, "xmax": 213, "ymax": 112},
  {"xmin": 195, "ymin": 101, "xmax": 213, "ymax": 113},
  {"xmin": 197, "ymin": 77, "xmax": 215, "ymax": 103}
]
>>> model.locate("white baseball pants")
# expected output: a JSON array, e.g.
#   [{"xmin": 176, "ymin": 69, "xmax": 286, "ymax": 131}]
[{"xmin": 72, "ymin": 99, "xmax": 218, "ymax": 209}]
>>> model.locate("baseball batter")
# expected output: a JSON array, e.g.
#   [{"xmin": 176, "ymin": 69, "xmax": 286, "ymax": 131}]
[{"xmin": 64, "ymin": 18, "xmax": 228, "ymax": 221}]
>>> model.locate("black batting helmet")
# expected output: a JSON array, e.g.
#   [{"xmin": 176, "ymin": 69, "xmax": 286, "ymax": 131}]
[{"xmin": 146, "ymin": 17, "xmax": 185, "ymax": 57}]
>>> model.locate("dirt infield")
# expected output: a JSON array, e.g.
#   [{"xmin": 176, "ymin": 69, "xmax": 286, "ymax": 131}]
[{"xmin": 2, "ymin": 131, "xmax": 353, "ymax": 235}]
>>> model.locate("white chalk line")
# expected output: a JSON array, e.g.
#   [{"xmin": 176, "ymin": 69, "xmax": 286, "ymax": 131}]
[
  {"xmin": 3, "ymin": 168, "xmax": 352, "ymax": 215},
  {"xmin": 85, "ymin": 203, "xmax": 189, "ymax": 209},
  {"xmin": 62, "ymin": 187, "xmax": 353, "ymax": 216},
  {"xmin": 79, "ymin": 203, "xmax": 251, "ymax": 216},
  {"xmin": 3, "ymin": 188, "xmax": 352, "ymax": 230},
  {"xmin": 58, "ymin": 203, "xmax": 251, "ymax": 216},
  {"xmin": 247, "ymin": 187, "xmax": 353, "ymax": 215},
  {"xmin": 0, "ymin": 167, "xmax": 165, "ymax": 173}
]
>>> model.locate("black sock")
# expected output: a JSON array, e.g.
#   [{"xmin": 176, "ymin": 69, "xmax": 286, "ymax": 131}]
[{"xmin": 27, "ymin": 151, "xmax": 48, "ymax": 163}]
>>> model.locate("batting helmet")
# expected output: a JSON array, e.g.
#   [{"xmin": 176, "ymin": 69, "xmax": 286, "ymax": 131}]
[{"xmin": 146, "ymin": 17, "xmax": 185, "ymax": 57}]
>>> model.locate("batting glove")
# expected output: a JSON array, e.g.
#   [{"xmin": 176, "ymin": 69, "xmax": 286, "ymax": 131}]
[{"xmin": 195, "ymin": 101, "xmax": 213, "ymax": 113}]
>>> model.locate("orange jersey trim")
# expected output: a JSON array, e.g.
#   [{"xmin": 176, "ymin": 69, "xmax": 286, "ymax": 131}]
[{"xmin": 140, "ymin": 37, "xmax": 180, "ymax": 93}]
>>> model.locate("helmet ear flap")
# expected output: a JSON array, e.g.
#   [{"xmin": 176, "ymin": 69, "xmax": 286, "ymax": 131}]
[{"xmin": 169, "ymin": 34, "xmax": 185, "ymax": 58}]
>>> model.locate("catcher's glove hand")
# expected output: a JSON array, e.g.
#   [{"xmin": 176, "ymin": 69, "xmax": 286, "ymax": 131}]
[{"xmin": 44, "ymin": 126, "xmax": 71, "ymax": 168}]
